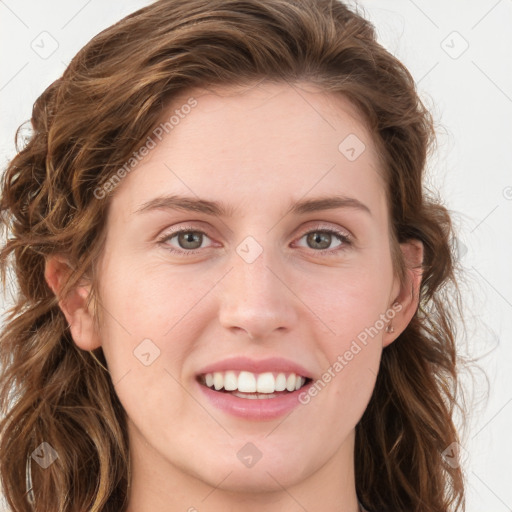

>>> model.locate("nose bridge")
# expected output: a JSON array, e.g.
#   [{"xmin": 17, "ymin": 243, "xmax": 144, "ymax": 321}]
[{"xmin": 217, "ymin": 234, "xmax": 297, "ymax": 339}]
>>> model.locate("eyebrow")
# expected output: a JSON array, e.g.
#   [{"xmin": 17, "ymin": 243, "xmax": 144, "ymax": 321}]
[{"xmin": 133, "ymin": 194, "xmax": 372, "ymax": 217}]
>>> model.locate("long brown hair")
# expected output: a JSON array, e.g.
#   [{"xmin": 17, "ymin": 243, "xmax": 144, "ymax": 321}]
[{"xmin": 1, "ymin": 0, "xmax": 471, "ymax": 510}]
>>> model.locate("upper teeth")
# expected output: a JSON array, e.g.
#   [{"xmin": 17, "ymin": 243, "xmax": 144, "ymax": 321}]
[{"xmin": 202, "ymin": 371, "xmax": 307, "ymax": 393}]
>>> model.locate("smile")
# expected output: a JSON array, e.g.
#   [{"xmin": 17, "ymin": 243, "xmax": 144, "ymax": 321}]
[{"xmin": 196, "ymin": 370, "xmax": 314, "ymax": 420}]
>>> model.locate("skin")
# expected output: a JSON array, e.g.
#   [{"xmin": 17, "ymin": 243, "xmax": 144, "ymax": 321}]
[{"xmin": 45, "ymin": 80, "xmax": 423, "ymax": 512}]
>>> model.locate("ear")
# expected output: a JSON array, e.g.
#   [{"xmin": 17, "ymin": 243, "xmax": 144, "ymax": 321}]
[
  {"xmin": 44, "ymin": 254, "xmax": 101, "ymax": 351},
  {"xmin": 383, "ymin": 239, "xmax": 424, "ymax": 348}
]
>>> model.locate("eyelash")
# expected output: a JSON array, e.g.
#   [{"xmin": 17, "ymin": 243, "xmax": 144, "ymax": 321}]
[{"xmin": 156, "ymin": 225, "xmax": 353, "ymax": 257}]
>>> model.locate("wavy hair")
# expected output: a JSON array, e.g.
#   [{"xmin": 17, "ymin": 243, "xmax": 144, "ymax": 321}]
[{"xmin": 1, "ymin": 0, "xmax": 470, "ymax": 510}]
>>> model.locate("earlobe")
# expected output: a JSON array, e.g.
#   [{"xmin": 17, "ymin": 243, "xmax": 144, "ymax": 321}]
[
  {"xmin": 44, "ymin": 255, "xmax": 101, "ymax": 351},
  {"xmin": 383, "ymin": 239, "xmax": 424, "ymax": 347}
]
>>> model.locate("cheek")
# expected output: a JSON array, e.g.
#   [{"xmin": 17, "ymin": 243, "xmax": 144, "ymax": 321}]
[
  {"xmin": 95, "ymin": 262, "xmax": 204, "ymax": 427},
  {"xmin": 304, "ymin": 282, "xmax": 384, "ymax": 430},
  {"xmin": 305, "ymin": 263, "xmax": 391, "ymax": 403},
  {"xmin": 98, "ymin": 255, "xmax": 201, "ymax": 332},
  {"xmin": 96, "ymin": 257, "xmax": 215, "ymax": 374},
  {"xmin": 307, "ymin": 264, "xmax": 392, "ymax": 337}
]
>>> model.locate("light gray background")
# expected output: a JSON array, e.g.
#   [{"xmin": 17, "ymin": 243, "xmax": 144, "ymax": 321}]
[{"xmin": 1, "ymin": 1, "xmax": 511, "ymax": 511}]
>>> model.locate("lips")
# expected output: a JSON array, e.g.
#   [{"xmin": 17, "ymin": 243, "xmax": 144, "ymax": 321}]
[
  {"xmin": 195, "ymin": 374, "xmax": 314, "ymax": 420},
  {"xmin": 193, "ymin": 356, "xmax": 315, "ymax": 419}
]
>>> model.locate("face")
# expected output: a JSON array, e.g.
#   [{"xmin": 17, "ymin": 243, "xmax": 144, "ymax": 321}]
[{"xmin": 50, "ymin": 80, "xmax": 420, "ymax": 500}]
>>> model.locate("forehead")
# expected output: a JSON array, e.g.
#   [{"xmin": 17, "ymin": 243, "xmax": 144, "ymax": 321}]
[
  {"xmin": 108, "ymin": 80, "xmax": 386, "ymax": 220},
  {"xmin": 171, "ymin": 80, "xmax": 373, "ymax": 139}
]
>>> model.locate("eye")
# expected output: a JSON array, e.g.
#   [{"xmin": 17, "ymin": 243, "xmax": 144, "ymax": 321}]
[
  {"xmin": 294, "ymin": 227, "xmax": 352, "ymax": 254},
  {"xmin": 157, "ymin": 224, "xmax": 352, "ymax": 256},
  {"xmin": 157, "ymin": 228, "xmax": 213, "ymax": 255}
]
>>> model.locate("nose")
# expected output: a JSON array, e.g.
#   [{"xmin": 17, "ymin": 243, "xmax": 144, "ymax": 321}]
[{"xmin": 217, "ymin": 244, "xmax": 299, "ymax": 341}]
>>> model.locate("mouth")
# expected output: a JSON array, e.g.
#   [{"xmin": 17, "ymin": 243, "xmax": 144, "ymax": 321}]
[{"xmin": 196, "ymin": 370, "xmax": 313, "ymax": 400}]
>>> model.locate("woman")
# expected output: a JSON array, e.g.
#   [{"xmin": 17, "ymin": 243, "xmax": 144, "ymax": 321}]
[{"xmin": 0, "ymin": 0, "xmax": 468, "ymax": 511}]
